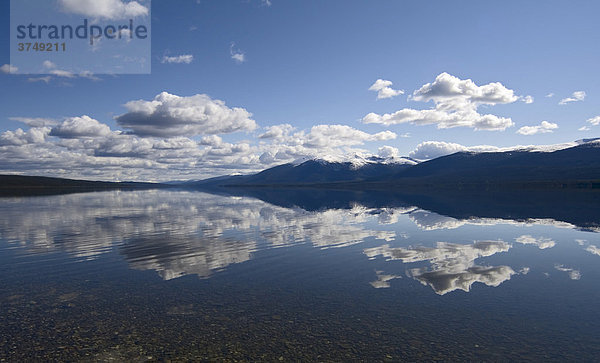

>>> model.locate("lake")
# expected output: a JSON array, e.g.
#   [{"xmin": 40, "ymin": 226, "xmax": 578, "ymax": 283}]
[{"xmin": 1, "ymin": 188, "xmax": 599, "ymax": 361}]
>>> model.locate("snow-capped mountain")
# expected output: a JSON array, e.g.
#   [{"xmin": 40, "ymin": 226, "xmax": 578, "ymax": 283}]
[
  {"xmin": 291, "ymin": 153, "xmax": 419, "ymax": 168},
  {"xmin": 189, "ymin": 138, "xmax": 600, "ymax": 188}
]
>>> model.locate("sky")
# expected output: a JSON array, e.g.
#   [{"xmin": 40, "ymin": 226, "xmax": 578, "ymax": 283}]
[{"xmin": 0, "ymin": 0, "xmax": 599, "ymax": 181}]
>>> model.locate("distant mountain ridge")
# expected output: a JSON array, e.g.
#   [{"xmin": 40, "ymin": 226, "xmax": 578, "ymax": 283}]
[
  {"xmin": 191, "ymin": 139, "xmax": 600, "ymax": 188},
  {"xmin": 0, "ymin": 175, "xmax": 164, "ymax": 196}
]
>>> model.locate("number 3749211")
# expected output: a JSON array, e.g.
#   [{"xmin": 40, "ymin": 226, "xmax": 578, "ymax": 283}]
[{"xmin": 17, "ymin": 42, "xmax": 66, "ymax": 51}]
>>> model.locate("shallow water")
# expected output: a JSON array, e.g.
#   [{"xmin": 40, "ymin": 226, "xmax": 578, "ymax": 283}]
[{"xmin": 1, "ymin": 189, "xmax": 599, "ymax": 361}]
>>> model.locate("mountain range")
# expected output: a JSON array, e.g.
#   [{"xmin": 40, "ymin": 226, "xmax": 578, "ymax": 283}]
[{"xmin": 191, "ymin": 138, "xmax": 600, "ymax": 189}]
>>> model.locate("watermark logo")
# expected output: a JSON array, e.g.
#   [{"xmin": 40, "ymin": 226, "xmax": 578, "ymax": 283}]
[{"xmin": 10, "ymin": 0, "xmax": 151, "ymax": 75}]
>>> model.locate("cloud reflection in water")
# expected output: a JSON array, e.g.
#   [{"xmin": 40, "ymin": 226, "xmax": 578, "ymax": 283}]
[
  {"xmin": 364, "ymin": 241, "xmax": 515, "ymax": 295},
  {"xmin": 0, "ymin": 190, "xmax": 396, "ymax": 280}
]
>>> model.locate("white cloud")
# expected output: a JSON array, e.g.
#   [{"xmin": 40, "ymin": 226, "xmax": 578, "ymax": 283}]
[
  {"xmin": 199, "ymin": 135, "xmax": 223, "ymax": 147},
  {"xmin": 259, "ymin": 124, "xmax": 296, "ymax": 140},
  {"xmin": 230, "ymin": 43, "xmax": 246, "ymax": 63},
  {"xmin": 58, "ymin": 0, "xmax": 148, "ymax": 20},
  {"xmin": 50, "ymin": 115, "xmax": 113, "ymax": 139},
  {"xmin": 516, "ymin": 121, "xmax": 558, "ymax": 135},
  {"xmin": 302, "ymin": 125, "xmax": 396, "ymax": 148},
  {"xmin": 554, "ymin": 264, "xmax": 581, "ymax": 280},
  {"xmin": 0, "ymin": 64, "xmax": 18, "ymax": 73},
  {"xmin": 521, "ymin": 95, "xmax": 534, "ymax": 104},
  {"xmin": 559, "ymin": 91, "xmax": 586, "ymax": 105},
  {"xmin": 408, "ymin": 139, "xmax": 580, "ymax": 160},
  {"xmin": 363, "ymin": 72, "xmax": 517, "ymax": 131},
  {"xmin": 514, "ymin": 235, "xmax": 555, "ymax": 249},
  {"xmin": 43, "ymin": 60, "xmax": 56, "ymax": 69},
  {"xmin": 28, "ymin": 76, "xmax": 52, "ymax": 83},
  {"xmin": 0, "ymin": 127, "xmax": 50, "ymax": 146},
  {"xmin": 368, "ymin": 79, "xmax": 404, "ymax": 99},
  {"xmin": 410, "ymin": 72, "xmax": 517, "ymax": 105},
  {"xmin": 378, "ymin": 145, "xmax": 399, "ymax": 158},
  {"xmin": 408, "ymin": 141, "xmax": 500, "ymax": 160},
  {"xmin": 363, "ymin": 108, "xmax": 514, "ymax": 131},
  {"xmin": 409, "ymin": 141, "xmax": 464, "ymax": 159},
  {"xmin": 587, "ymin": 116, "xmax": 600, "ymax": 126},
  {"xmin": 262, "ymin": 0, "xmax": 272, "ymax": 6},
  {"xmin": 49, "ymin": 69, "xmax": 76, "ymax": 78},
  {"xmin": 545, "ymin": 93, "xmax": 554, "ymax": 98},
  {"xmin": 162, "ymin": 55, "xmax": 194, "ymax": 64},
  {"xmin": 115, "ymin": 92, "xmax": 257, "ymax": 137},
  {"xmin": 579, "ymin": 126, "xmax": 591, "ymax": 131}
]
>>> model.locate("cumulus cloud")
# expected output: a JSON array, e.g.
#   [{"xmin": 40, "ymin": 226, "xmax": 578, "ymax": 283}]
[
  {"xmin": 0, "ymin": 127, "xmax": 50, "ymax": 146},
  {"xmin": 587, "ymin": 116, "xmax": 600, "ymax": 126},
  {"xmin": 378, "ymin": 145, "xmax": 399, "ymax": 158},
  {"xmin": 50, "ymin": 115, "xmax": 113, "ymax": 139},
  {"xmin": 259, "ymin": 124, "xmax": 295, "ymax": 140},
  {"xmin": 411, "ymin": 72, "xmax": 518, "ymax": 105},
  {"xmin": 408, "ymin": 141, "xmax": 501, "ymax": 160},
  {"xmin": 0, "ymin": 117, "xmax": 402, "ymax": 181},
  {"xmin": 162, "ymin": 55, "xmax": 194, "ymax": 64},
  {"xmin": 0, "ymin": 64, "xmax": 18, "ymax": 73},
  {"xmin": 302, "ymin": 125, "xmax": 396, "ymax": 148},
  {"xmin": 409, "ymin": 141, "xmax": 467, "ymax": 160},
  {"xmin": 43, "ymin": 60, "xmax": 56, "ymax": 69},
  {"xmin": 115, "ymin": 92, "xmax": 257, "ymax": 137},
  {"xmin": 516, "ymin": 121, "xmax": 558, "ymax": 135},
  {"xmin": 407, "ymin": 139, "xmax": 581, "ymax": 161},
  {"xmin": 368, "ymin": 79, "xmax": 404, "ymax": 99},
  {"xmin": 554, "ymin": 264, "xmax": 581, "ymax": 280},
  {"xmin": 559, "ymin": 91, "xmax": 586, "ymax": 105},
  {"xmin": 521, "ymin": 95, "xmax": 534, "ymax": 104},
  {"xmin": 364, "ymin": 241, "xmax": 514, "ymax": 295},
  {"xmin": 199, "ymin": 135, "xmax": 223, "ymax": 147},
  {"xmin": 58, "ymin": 0, "xmax": 149, "ymax": 20},
  {"xmin": 514, "ymin": 235, "xmax": 555, "ymax": 249},
  {"xmin": 363, "ymin": 72, "xmax": 517, "ymax": 131},
  {"xmin": 230, "ymin": 43, "xmax": 245, "ymax": 63}
]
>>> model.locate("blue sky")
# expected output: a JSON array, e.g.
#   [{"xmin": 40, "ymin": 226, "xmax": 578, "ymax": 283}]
[{"xmin": 1, "ymin": 0, "xmax": 599, "ymax": 181}]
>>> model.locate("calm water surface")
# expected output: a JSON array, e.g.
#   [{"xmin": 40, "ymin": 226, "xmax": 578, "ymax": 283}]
[{"xmin": 1, "ymin": 189, "xmax": 599, "ymax": 361}]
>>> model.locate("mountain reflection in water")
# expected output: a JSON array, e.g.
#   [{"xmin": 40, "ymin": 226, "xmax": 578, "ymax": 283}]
[{"xmin": 1, "ymin": 188, "xmax": 598, "ymax": 296}]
